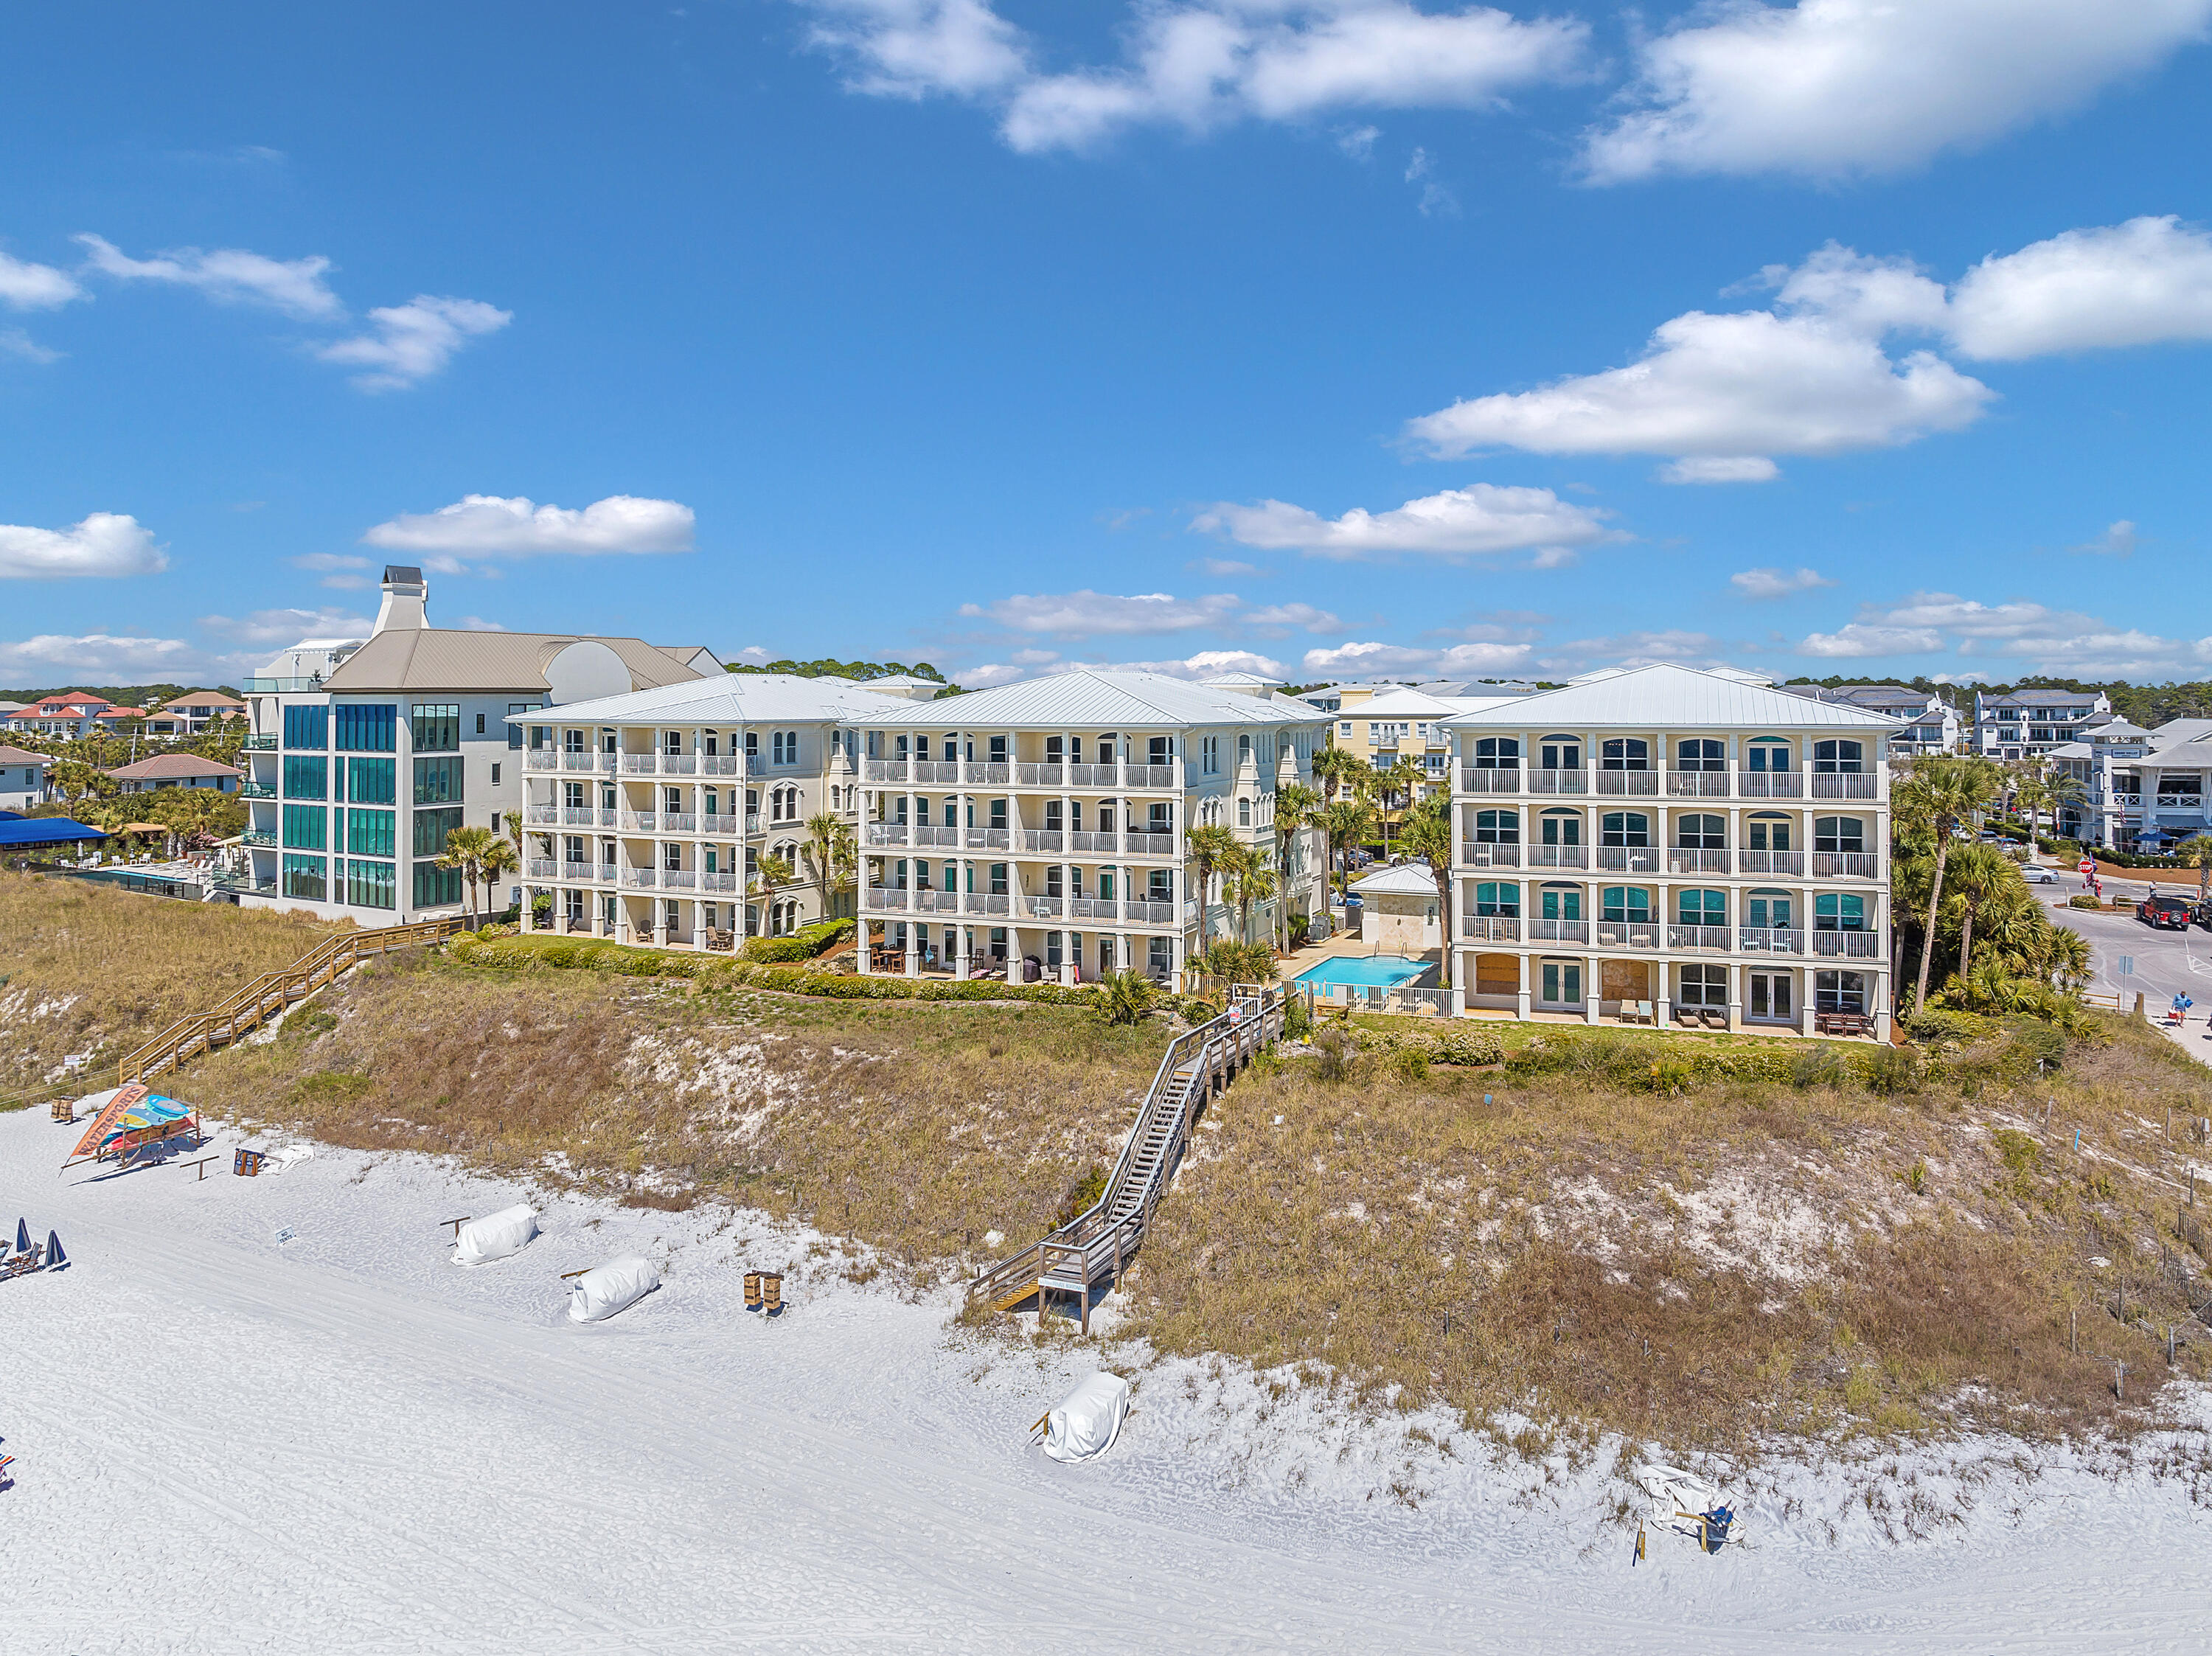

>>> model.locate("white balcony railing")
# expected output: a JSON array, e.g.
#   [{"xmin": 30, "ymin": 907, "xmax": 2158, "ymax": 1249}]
[
  {"xmin": 1461, "ymin": 916, "xmax": 1521, "ymax": 942},
  {"xmin": 866, "ymin": 823, "xmax": 908, "ymax": 846},
  {"xmin": 1739, "ymin": 927, "xmax": 1804, "ymax": 954},
  {"xmin": 1810, "ymin": 773, "xmax": 1880, "ymax": 799},
  {"xmin": 1596, "ymin": 846, "xmax": 1660, "ymax": 872},
  {"xmin": 1737, "ymin": 849, "xmax": 1805, "ymax": 876},
  {"xmin": 662, "ymin": 869, "xmax": 698, "ymax": 889},
  {"xmin": 1665, "ymin": 770, "xmax": 1731, "ymax": 797},
  {"xmin": 1594, "ymin": 919, "xmax": 1660, "ymax": 949},
  {"xmin": 527, "ymin": 859, "xmax": 561, "ymax": 879},
  {"xmin": 622, "ymin": 812, "xmax": 656, "ymax": 832},
  {"xmin": 1528, "ymin": 844, "xmax": 1589, "ymax": 868},
  {"xmin": 1667, "ymin": 847, "xmax": 1731, "ymax": 874},
  {"xmin": 1737, "ymin": 772, "xmax": 1804, "ymax": 799},
  {"xmin": 525, "ymin": 751, "xmax": 561, "ymax": 771},
  {"xmin": 1667, "ymin": 924, "xmax": 1733, "ymax": 953},
  {"xmin": 1460, "ymin": 765, "xmax": 1523, "ymax": 794},
  {"xmin": 1124, "ymin": 832, "xmax": 1174, "ymax": 857},
  {"xmin": 1595, "ymin": 770, "xmax": 1660, "ymax": 796},
  {"xmin": 661, "ymin": 813, "xmax": 699, "ymax": 833},
  {"xmin": 1461, "ymin": 843, "xmax": 1522, "ymax": 867},
  {"xmin": 1811, "ymin": 852, "xmax": 1880, "ymax": 879},
  {"xmin": 1812, "ymin": 929, "xmax": 1881, "ymax": 957},
  {"xmin": 865, "ymin": 886, "xmax": 910, "ymax": 911},
  {"xmin": 1024, "ymin": 896, "xmax": 1064, "ymax": 919},
  {"xmin": 701, "ymin": 755, "xmax": 741, "ymax": 776},
  {"xmin": 1018, "ymin": 830, "xmax": 1063, "ymax": 853},
  {"xmin": 1070, "ymin": 831, "xmax": 1119, "ymax": 854},
  {"xmin": 526, "ymin": 804, "xmax": 560, "ymax": 824},
  {"xmin": 1529, "ymin": 769, "xmax": 1588, "ymax": 795},
  {"xmin": 1527, "ymin": 917, "xmax": 1589, "ymax": 943},
  {"xmin": 701, "ymin": 871, "xmax": 739, "ymax": 893},
  {"xmin": 701, "ymin": 814, "xmax": 739, "ymax": 835},
  {"xmin": 967, "ymin": 892, "xmax": 1012, "ymax": 916},
  {"xmin": 622, "ymin": 869, "xmax": 658, "ymax": 888}
]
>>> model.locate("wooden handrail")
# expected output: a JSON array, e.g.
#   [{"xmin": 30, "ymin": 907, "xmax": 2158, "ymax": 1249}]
[{"xmin": 116, "ymin": 915, "xmax": 467, "ymax": 1086}]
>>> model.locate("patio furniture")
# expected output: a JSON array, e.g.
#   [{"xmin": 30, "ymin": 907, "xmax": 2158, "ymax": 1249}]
[
  {"xmin": 1673, "ymin": 1008, "xmax": 1700, "ymax": 1029},
  {"xmin": 1616, "ymin": 999, "xmax": 1652, "ymax": 1026},
  {"xmin": 1700, "ymin": 1009, "xmax": 1728, "ymax": 1031}
]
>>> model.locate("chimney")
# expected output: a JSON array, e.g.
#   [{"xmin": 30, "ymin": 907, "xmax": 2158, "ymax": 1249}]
[{"xmin": 375, "ymin": 565, "xmax": 428, "ymax": 634}]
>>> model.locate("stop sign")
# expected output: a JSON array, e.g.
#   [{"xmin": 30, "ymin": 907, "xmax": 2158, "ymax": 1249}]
[{"xmin": 2079, "ymin": 857, "xmax": 2095, "ymax": 874}]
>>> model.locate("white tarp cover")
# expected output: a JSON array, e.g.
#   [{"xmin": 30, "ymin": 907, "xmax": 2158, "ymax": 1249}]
[
  {"xmin": 1637, "ymin": 1463, "xmax": 1725, "ymax": 1543},
  {"xmin": 454, "ymin": 1205, "xmax": 539, "ymax": 1266},
  {"xmin": 1042, "ymin": 1372, "xmax": 1130, "ymax": 1464},
  {"xmin": 568, "ymin": 1255, "xmax": 660, "ymax": 1323}
]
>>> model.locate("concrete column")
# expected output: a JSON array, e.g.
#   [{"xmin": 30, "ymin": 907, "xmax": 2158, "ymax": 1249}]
[
  {"xmin": 1798, "ymin": 973, "xmax": 1815, "ymax": 1037},
  {"xmin": 1726, "ymin": 962, "xmax": 1742, "ymax": 1031},
  {"xmin": 1004, "ymin": 936, "xmax": 1021, "ymax": 986},
  {"xmin": 1584, "ymin": 956, "xmax": 1600, "ymax": 1026},
  {"xmin": 858, "ymin": 919, "xmax": 874, "ymax": 975},
  {"xmin": 904, "ymin": 916, "xmax": 919, "ymax": 977}
]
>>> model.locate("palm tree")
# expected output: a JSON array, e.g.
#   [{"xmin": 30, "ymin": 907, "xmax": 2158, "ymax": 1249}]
[
  {"xmin": 1273, "ymin": 782, "xmax": 1321, "ymax": 947},
  {"xmin": 1399, "ymin": 794, "xmax": 1453, "ymax": 922},
  {"xmin": 1374, "ymin": 756, "xmax": 1426, "ymax": 856},
  {"xmin": 1311, "ymin": 743, "xmax": 1361, "ymax": 807},
  {"xmin": 1184, "ymin": 821, "xmax": 1237, "ymax": 943},
  {"xmin": 1222, "ymin": 842, "xmax": 1276, "ymax": 945},
  {"xmin": 479, "ymin": 837, "xmax": 520, "ymax": 919},
  {"xmin": 749, "ymin": 852, "xmax": 796, "ymax": 935},
  {"xmin": 2176, "ymin": 832, "xmax": 2212, "ymax": 902},
  {"xmin": 1894, "ymin": 755, "xmax": 2006, "ymax": 1013},
  {"xmin": 802, "ymin": 811, "xmax": 856, "ymax": 912},
  {"xmin": 1942, "ymin": 843, "xmax": 2014, "ymax": 975},
  {"xmin": 1317, "ymin": 799, "xmax": 1374, "ymax": 905},
  {"xmin": 438, "ymin": 824, "xmax": 500, "ymax": 917}
]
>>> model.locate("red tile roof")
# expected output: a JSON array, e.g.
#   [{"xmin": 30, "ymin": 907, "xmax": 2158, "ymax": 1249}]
[{"xmin": 105, "ymin": 753, "xmax": 243, "ymax": 780}]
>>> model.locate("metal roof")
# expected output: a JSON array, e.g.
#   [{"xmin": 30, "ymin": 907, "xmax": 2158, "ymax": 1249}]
[
  {"xmin": 1349, "ymin": 863, "xmax": 1444, "ymax": 897},
  {"xmin": 1441, "ymin": 662, "xmax": 1903, "ymax": 731},
  {"xmin": 860, "ymin": 669, "xmax": 1331, "ymax": 731},
  {"xmin": 318, "ymin": 629, "xmax": 706, "ymax": 694},
  {"xmin": 1343, "ymin": 686, "xmax": 1529, "ymax": 720},
  {"xmin": 0, "ymin": 745, "xmax": 47, "ymax": 766},
  {"xmin": 512, "ymin": 672, "xmax": 911, "ymax": 726},
  {"xmin": 0, "ymin": 816, "xmax": 105, "ymax": 846}
]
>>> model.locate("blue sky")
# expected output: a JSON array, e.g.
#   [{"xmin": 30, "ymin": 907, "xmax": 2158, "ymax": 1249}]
[{"xmin": 4, "ymin": 1, "xmax": 2211, "ymax": 692}]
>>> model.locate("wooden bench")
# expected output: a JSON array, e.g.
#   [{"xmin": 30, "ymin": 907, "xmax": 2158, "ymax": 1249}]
[{"xmin": 1815, "ymin": 1012, "xmax": 1873, "ymax": 1037}]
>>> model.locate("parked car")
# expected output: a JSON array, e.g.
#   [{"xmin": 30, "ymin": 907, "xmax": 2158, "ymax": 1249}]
[
  {"xmin": 2137, "ymin": 893, "xmax": 2192, "ymax": 929},
  {"xmin": 2020, "ymin": 863, "xmax": 2059, "ymax": 885}
]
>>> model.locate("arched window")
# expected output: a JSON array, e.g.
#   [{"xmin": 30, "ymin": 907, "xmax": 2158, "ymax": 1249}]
[
  {"xmin": 1599, "ymin": 886, "xmax": 1650, "ymax": 922},
  {"xmin": 1473, "ymin": 737, "xmax": 1520, "ymax": 769},
  {"xmin": 1601, "ymin": 737, "xmax": 1649, "ymax": 771},
  {"xmin": 1746, "ymin": 737, "xmax": 1792, "ymax": 773},
  {"xmin": 1812, "ymin": 739, "xmax": 1864, "ymax": 774},
  {"xmin": 1472, "ymin": 809, "xmax": 1519, "ymax": 844},
  {"xmin": 1814, "ymin": 893, "xmax": 1866, "ymax": 931},
  {"xmin": 1746, "ymin": 889, "xmax": 1793, "ymax": 930},
  {"xmin": 1539, "ymin": 883, "xmax": 1581, "ymax": 920},
  {"xmin": 1813, "ymin": 815, "xmax": 1864, "ymax": 852},
  {"xmin": 1539, "ymin": 735, "xmax": 1581, "ymax": 770},
  {"xmin": 1600, "ymin": 811, "xmax": 1650, "ymax": 847},
  {"xmin": 1238, "ymin": 797, "xmax": 1251, "ymax": 827},
  {"xmin": 1677, "ymin": 888, "xmax": 1726, "ymax": 927},
  {"xmin": 1539, "ymin": 808, "xmax": 1582, "ymax": 846},
  {"xmin": 1747, "ymin": 812, "xmax": 1792, "ymax": 851},
  {"xmin": 1675, "ymin": 738, "xmax": 1724, "ymax": 772},
  {"xmin": 1474, "ymin": 881, "xmax": 1520, "ymax": 917},
  {"xmin": 1674, "ymin": 813, "xmax": 1725, "ymax": 849}
]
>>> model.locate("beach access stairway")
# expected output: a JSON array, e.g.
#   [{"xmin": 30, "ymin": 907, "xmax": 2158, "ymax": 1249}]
[
  {"xmin": 114, "ymin": 916, "xmax": 467, "ymax": 1087},
  {"xmin": 968, "ymin": 984, "xmax": 1284, "ymax": 1324}
]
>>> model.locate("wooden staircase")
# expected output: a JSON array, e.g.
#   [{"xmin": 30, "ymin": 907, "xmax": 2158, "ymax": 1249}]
[
  {"xmin": 114, "ymin": 915, "xmax": 467, "ymax": 1088},
  {"xmin": 969, "ymin": 983, "xmax": 1284, "ymax": 1329}
]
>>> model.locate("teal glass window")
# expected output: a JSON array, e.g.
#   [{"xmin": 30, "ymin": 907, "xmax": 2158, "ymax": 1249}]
[
  {"xmin": 1677, "ymin": 889, "xmax": 1727, "ymax": 926},
  {"xmin": 335, "ymin": 704, "xmax": 396, "ymax": 752},
  {"xmin": 282, "ymin": 755, "xmax": 327, "ymax": 800},
  {"xmin": 412, "ymin": 861, "xmax": 463, "ymax": 908},
  {"xmin": 412, "ymin": 756, "xmax": 463, "ymax": 804},
  {"xmin": 346, "ymin": 809, "xmax": 395, "ymax": 858},
  {"xmin": 411, "ymin": 703, "xmax": 459, "ymax": 753},
  {"xmin": 347, "ymin": 757, "xmax": 395, "ymax": 804},
  {"xmin": 1540, "ymin": 961, "xmax": 1582, "ymax": 1004},
  {"xmin": 1538, "ymin": 886, "xmax": 1578, "ymax": 920},
  {"xmin": 412, "ymin": 806, "xmax": 463, "ymax": 857},
  {"xmin": 280, "ymin": 854, "xmax": 325, "ymax": 900},
  {"xmin": 1475, "ymin": 881, "xmax": 1519, "ymax": 917},
  {"xmin": 345, "ymin": 859, "xmax": 396, "ymax": 909},
  {"xmin": 283, "ymin": 704, "xmax": 327, "ymax": 749},
  {"xmin": 1599, "ymin": 887, "xmax": 1649, "ymax": 922},
  {"xmin": 1815, "ymin": 893, "xmax": 1867, "ymax": 931},
  {"xmin": 281, "ymin": 805, "xmax": 326, "ymax": 851}
]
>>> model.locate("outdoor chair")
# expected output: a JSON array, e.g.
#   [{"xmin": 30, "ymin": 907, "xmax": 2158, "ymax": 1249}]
[
  {"xmin": 1700, "ymin": 1009, "xmax": 1728, "ymax": 1031},
  {"xmin": 1674, "ymin": 1008, "xmax": 1700, "ymax": 1029}
]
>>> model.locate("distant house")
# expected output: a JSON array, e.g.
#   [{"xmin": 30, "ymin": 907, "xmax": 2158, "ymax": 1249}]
[
  {"xmin": 1778, "ymin": 683, "xmax": 1959, "ymax": 754},
  {"xmin": 0, "ymin": 692, "xmax": 142, "ymax": 741},
  {"xmin": 1971, "ymin": 689, "xmax": 2111, "ymax": 759},
  {"xmin": 0, "ymin": 744, "xmax": 49, "ymax": 810},
  {"xmin": 145, "ymin": 691, "xmax": 248, "ymax": 737},
  {"xmin": 105, "ymin": 753, "xmax": 243, "ymax": 794}
]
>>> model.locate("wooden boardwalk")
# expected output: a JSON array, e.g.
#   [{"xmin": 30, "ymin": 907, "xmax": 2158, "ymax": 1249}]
[{"xmin": 968, "ymin": 983, "xmax": 1284, "ymax": 1329}]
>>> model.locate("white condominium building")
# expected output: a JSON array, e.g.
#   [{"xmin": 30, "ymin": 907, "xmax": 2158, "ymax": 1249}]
[
  {"xmin": 515, "ymin": 673, "xmax": 911, "ymax": 948},
  {"xmin": 234, "ymin": 566, "xmax": 714, "ymax": 924},
  {"xmin": 851, "ymin": 670, "xmax": 1329, "ymax": 984},
  {"xmin": 1445, "ymin": 664, "xmax": 1899, "ymax": 1037}
]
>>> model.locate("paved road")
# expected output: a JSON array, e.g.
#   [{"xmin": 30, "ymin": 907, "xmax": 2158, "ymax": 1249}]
[{"xmin": 2042, "ymin": 891, "xmax": 2212, "ymax": 1064}]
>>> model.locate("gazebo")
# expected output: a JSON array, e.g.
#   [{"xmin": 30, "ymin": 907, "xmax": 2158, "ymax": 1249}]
[{"xmin": 1349, "ymin": 863, "xmax": 1442, "ymax": 952}]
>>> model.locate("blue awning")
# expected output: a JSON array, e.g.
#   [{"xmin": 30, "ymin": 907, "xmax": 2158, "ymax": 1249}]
[{"xmin": 0, "ymin": 817, "xmax": 108, "ymax": 847}]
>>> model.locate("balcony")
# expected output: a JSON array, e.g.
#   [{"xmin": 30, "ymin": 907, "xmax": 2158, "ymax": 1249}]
[
  {"xmin": 565, "ymin": 751, "xmax": 613, "ymax": 773},
  {"xmin": 701, "ymin": 872, "xmax": 739, "ymax": 893},
  {"xmin": 622, "ymin": 812, "xmax": 657, "ymax": 832},
  {"xmin": 1068, "ymin": 762, "xmax": 1119, "ymax": 787},
  {"xmin": 1809, "ymin": 772, "xmax": 1879, "ymax": 800},
  {"xmin": 1461, "ymin": 765, "xmax": 1523, "ymax": 794},
  {"xmin": 1461, "ymin": 916, "xmax": 1521, "ymax": 942},
  {"xmin": 963, "ymin": 762, "xmax": 1012, "ymax": 786},
  {"xmin": 1460, "ymin": 842, "xmax": 1521, "ymax": 868},
  {"xmin": 864, "ymin": 759, "xmax": 908, "ymax": 783},
  {"xmin": 1811, "ymin": 852, "xmax": 1880, "ymax": 879},
  {"xmin": 525, "ymin": 751, "xmax": 561, "ymax": 771},
  {"xmin": 1023, "ymin": 895, "xmax": 1064, "ymax": 919},
  {"xmin": 1528, "ymin": 843, "xmax": 1588, "ymax": 869},
  {"xmin": 1123, "ymin": 832, "xmax": 1174, "ymax": 857},
  {"xmin": 701, "ymin": 755, "xmax": 741, "ymax": 776},
  {"xmin": 1125, "ymin": 763, "xmax": 1177, "ymax": 790},
  {"xmin": 1069, "ymin": 830, "xmax": 1119, "ymax": 854},
  {"xmin": 1594, "ymin": 919, "xmax": 1660, "ymax": 949},
  {"xmin": 1596, "ymin": 846, "xmax": 1659, "ymax": 873},
  {"xmin": 1666, "ymin": 847, "xmax": 1731, "ymax": 875},
  {"xmin": 241, "ymin": 734, "xmax": 279, "ymax": 751},
  {"xmin": 661, "ymin": 869, "xmax": 698, "ymax": 889},
  {"xmin": 622, "ymin": 869, "xmax": 658, "ymax": 888},
  {"xmin": 1123, "ymin": 898, "xmax": 1178, "ymax": 925},
  {"xmin": 1736, "ymin": 849, "xmax": 1804, "ymax": 876},
  {"xmin": 619, "ymin": 754, "xmax": 658, "ymax": 774},
  {"xmin": 1738, "ymin": 927, "xmax": 1804, "ymax": 955},
  {"xmin": 1018, "ymin": 829, "xmax": 1063, "ymax": 853},
  {"xmin": 965, "ymin": 827, "xmax": 1013, "ymax": 851},
  {"xmin": 866, "ymin": 823, "xmax": 909, "ymax": 846},
  {"xmin": 913, "ymin": 890, "xmax": 961, "ymax": 913},
  {"xmin": 865, "ymin": 886, "xmax": 909, "ymax": 911},
  {"xmin": 242, "ymin": 830, "xmax": 277, "ymax": 849},
  {"xmin": 526, "ymin": 804, "xmax": 560, "ymax": 824},
  {"xmin": 1667, "ymin": 924, "xmax": 1733, "ymax": 953},
  {"xmin": 1067, "ymin": 896, "xmax": 1119, "ymax": 920},
  {"xmin": 527, "ymin": 859, "xmax": 562, "ymax": 879},
  {"xmin": 215, "ymin": 874, "xmax": 278, "ymax": 894},
  {"xmin": 1015, "ymin": 763, "xmax": 1064, "ymax": 786},
  {"xmin": 1528, "ymin": 917, "xmax": 1589, "ymax": 944},
  {"xmin": 661, "ymin": 813, "xmax": 699, "ymax": 833},
  {"xmin": 1529, "ymin": 768, "xmax": 1588, "ymax": 795},
  {"xmin": 1812, "ymin": 929, "xmax": 1881, "ymax": 958},
  {"xmin": 660, "ymin": 754, "xmax": 698, "ymax": 775},
  {"xmin": 1665, "ymin": 770, "xmax": 1731, "ymax": 798},
  {"xmin": 1596, "ymin": 770, "xmax": 1660, "ymax": 796},
  {"xmin": 967, "ymin": 892, "xmax": 1013, "ymax": 916},
  {"xmin": 1736, "ymin": 772, "xmax": 1804, "ymax": 799},
  {"xmin": 238, "ymin": 781, "xmax": 277, "ymax": 799},
  {"xmin": 745, "ymin": 813, "xmax": 762, "ymax": 835},
  {"xmin": 701, "ymin": 813, "xmax": 739, "ymax": 835}
]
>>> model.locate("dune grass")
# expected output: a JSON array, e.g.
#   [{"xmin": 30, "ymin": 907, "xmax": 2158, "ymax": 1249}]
[{"xmin": 0, "ymin": 871, "xmax": 340, "ymax": 1096}]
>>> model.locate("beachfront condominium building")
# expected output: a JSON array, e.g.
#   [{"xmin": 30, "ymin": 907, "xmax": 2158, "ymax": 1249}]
[
  {"xmin": 232, "ymin": 566, "xmax": 714, "ymax": 923},
  {"xmin": 513, "ymin": 673, "xmax": 911, "ymax": 948},
  {"xmin": 1971, "ymin": 689, "xmax": 2111, "ymax": 759},
  {"xmin": 1446, "ymin": 664, "xmax": 1900, "ymax": 1038},
  {"xmin": 849, "ymin": 669, "xmax": 1329, "ymax": 984}
]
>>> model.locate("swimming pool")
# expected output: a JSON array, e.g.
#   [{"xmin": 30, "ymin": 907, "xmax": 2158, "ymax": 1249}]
[{"xmin": 1293, "ymin": 956, "xmax": 1434, "ymax": 990}]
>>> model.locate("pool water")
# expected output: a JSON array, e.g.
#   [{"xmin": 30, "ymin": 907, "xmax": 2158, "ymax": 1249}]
[{"xmin": 1293, "ymin": 956, "xmax": 1434, "ymax": 990}]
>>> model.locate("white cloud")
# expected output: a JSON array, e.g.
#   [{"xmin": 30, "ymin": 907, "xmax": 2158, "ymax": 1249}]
[
  {"xmin": 1335, "ymin": 123, "xmax": 1380, "ymax": 159},
  {"xmin": 1662, "ymin": 456, "xmax": 1779, "ymax": 484},
  {"xmin": 0, "ymin": 250, "xmax": 80, "ymax": 310},
  {"xmin": 734, "ymin": 644, "xmax": 773, "ymax": 664},
  {"xmin": 2071, "ymin": 520, "xmax": 2138, "ymax": 557},
  {"xmin": 316, "ymin": 295, "xmax": 511, "ymax": 390},
  {"xmin": 0, "ymin": 512, "xmax": 167, "ymax": 579},
  {"xmin": 1947, "ymin": 215, "xmax": 2212, "ymax": 359},
  {"xmin": 1544, "ymin": 628, "xmax": 1728, "ymax": 670},
  {"xmin": 802, "ymin": 1, "xmax": 1586, "ymax": 153},
  {"xmin": 1583, "ymin": 0, "xmax": 2212, "ymax": 183},
  {"xmin": 1406, "ymin": 253, "xmax": 1993, "ymax": 467},
  {"xmin": 1525, "ymin": 546, "xmax": 1577, "ymax": 570},
  {"xmin": 200, "ymin": 607, "xmax": 375, "ymax": 648},
  {"xmin": 1798, "ymin": 622, "xmax": 1944, "ymax": 658},
  {"xmin": 457, "ymin": 616, "xmax": 509, "ymax": 632},
  {"xmin": 76, "ymin": 233, "xmax": 341, "ymax": 319},
  {"xmin": 1301, "ymin": 637, "xmax": 1534, "ymax": 678},
  {"xmin": 1242, "ymin": 602, "xmax": 1342, "ymax": 634},
  {"xmin": 1731, "ymin": 566, "xmax": 1835, "ymax": 599},
  {"xmin": 960, "ymin": 589, "xmax": 1240, "ymax": 635},
  {"xmin": 293, "ymin": 552, "xmax": 375, "ymax": 589},
  {"xmin": 1188, "ymin": 556, "xmax": 1266, "ymax": 577},
  {"xmin": 0, "ymin": 632, "xmax": 202, "ymax": 681},
  {"xmin": 1795, "ymin": 588, "xmax": 2212, "ymax": 675},
  {"xmin": 361, "ymin": 495, "xmax": 694, "ymax": 557},
  {"xmin": 1195, "ymin": 483, "xmax": 1613, "ymax": 559},
  {"xmin": 1, "ymin": 328, "xmax": 63, "ymax": 364},
  {"xmin": 956, "ymin": 647, "xmax": 1287, "ymax": 686}
]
